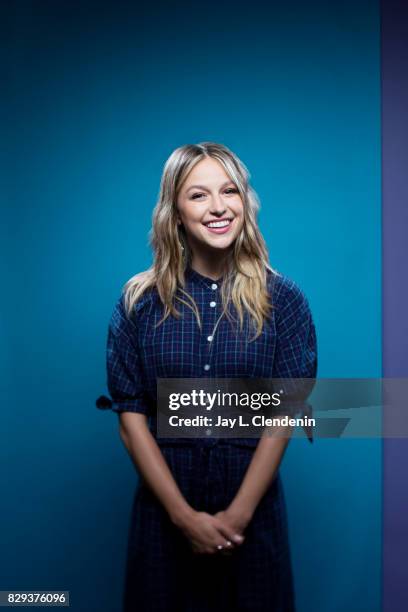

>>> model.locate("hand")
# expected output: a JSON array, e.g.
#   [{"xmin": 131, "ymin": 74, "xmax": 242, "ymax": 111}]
[
  {"xmin": 177, "ymin": 509, "xmax": 245, "ymax": 555},
  {"xmin": 213, "ymin": 506, "xmax": 251, "ymax": 555}
]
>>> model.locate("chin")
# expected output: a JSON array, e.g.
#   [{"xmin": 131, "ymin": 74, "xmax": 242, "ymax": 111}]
[{"xmin": 202, "ymin": 236, "xmax": 236, "ymax": 250}]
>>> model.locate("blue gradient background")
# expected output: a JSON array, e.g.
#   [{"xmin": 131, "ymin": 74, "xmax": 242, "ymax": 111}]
[{"xmin": 3, "ymin": 1, "xmax": 381, "ymax": 611}]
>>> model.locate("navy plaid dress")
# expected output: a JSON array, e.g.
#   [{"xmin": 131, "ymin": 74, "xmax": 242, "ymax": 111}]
[{"xmin": 97, "ymin": 266, "xmax": 317, "ymax": 612}]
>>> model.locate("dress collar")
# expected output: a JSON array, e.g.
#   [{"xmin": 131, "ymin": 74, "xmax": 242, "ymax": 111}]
[{"xmin": 185, "ymin": 265, "xmax": 224, "ymax": 289}]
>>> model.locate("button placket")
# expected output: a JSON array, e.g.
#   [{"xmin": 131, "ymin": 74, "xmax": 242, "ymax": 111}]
[
  {"xmin": 202, "ymin": 283, "xmax": 221, "ymax": 373},
  {"xmin": 202, "ymin": 288, "xmax": 219, "ymax": 437}
]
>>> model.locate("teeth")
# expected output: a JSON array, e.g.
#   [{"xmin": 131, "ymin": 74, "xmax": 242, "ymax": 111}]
[{"xmin": 206, "ymin": 220, "xmax": 231, "ymax": 228}]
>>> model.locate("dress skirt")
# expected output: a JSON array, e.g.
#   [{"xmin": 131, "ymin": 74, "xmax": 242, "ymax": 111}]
[{"xmin": 123, "ymin": 442, "xmax": 295, "ymax": 612}]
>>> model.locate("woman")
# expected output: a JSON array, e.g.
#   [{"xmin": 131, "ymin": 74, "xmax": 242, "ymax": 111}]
[{"xmin": 96, "ymin": 142, "xmax": 317, "ymax": 611}]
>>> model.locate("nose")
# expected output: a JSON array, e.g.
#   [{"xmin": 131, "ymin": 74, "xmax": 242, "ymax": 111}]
[{"xmin": 209, "ymin": 194, "xmax": 227, "ymax": 216}]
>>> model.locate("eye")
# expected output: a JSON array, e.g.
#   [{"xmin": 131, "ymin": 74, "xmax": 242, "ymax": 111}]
[
  {"xmin": 190, "ymin": 192, "xmax": 206, "ymax": 200},
  {"xmin": 224, "ymin": 187, "xmax": 239, "ymax": 195}
]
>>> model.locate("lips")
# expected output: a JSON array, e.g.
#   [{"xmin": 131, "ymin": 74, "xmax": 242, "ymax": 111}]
[
  {"xmin": 203, "ymin": 218, "xmax": 233, "ymax": 228},
  {"xmin": 203, "ymin": 218, "xmax": 234, "ymax": 234}
]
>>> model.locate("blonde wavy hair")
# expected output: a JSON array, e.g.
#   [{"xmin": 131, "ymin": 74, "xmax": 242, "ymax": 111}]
[{"xmin": 123, "ymin": 142, "xmax": 276, "ymax": 340}]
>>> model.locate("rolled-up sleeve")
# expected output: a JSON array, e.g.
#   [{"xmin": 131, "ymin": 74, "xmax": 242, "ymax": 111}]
[{"xmin": 96, "ymin": 294, "xmax": 149, "ymax": 415}]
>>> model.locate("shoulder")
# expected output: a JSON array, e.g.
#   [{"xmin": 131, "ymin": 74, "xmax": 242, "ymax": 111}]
[
  {"xmin": 266, "ymin": 268, "xmax": 312, "ymax": 320},
  {"xmin": 110, "ymin": 281, "xmax": 159, "ymax": 336}
]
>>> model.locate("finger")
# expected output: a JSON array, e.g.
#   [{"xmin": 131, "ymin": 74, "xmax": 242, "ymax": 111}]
[
  {"xmin": 207, "ymin": 522, "xmax": 236, "ymax": 550},
  {"xmin": 218, "ymin": 540, "xmax": 234, "ymax": 552},
  {"xmin": 214, "ymin": 520, "xmax": 244, "ymax": 545},
  {"xmin": 214, "ymin": 535, "xmax": 236, "ymax": 554}
]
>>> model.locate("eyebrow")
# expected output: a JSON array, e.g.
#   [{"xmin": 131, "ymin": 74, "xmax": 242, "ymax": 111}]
[{"xmin": 186, "ymin": 181, "xmax": 235, "ymax": 193}]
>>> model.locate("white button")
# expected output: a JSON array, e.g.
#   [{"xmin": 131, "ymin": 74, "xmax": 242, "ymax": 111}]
[
  {"xmin": 210, "ymin": 301, "xmax": 216, "ymax": 308},
  {"xmin": 207, "ymin": 335, "xmax": 213, "ymax": 342},
  {"xmin": 204, "ymin": 364, "xmax": 210, "ymax": 371},
  {"xmin": 211, "ymin": 283, "xmax": 218, "ymax": 290}
]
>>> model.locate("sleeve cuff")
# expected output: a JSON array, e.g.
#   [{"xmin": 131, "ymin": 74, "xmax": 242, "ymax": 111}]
[{"xmin": 95, "ymin": 395, "xmax": 149, "ymax": 415}]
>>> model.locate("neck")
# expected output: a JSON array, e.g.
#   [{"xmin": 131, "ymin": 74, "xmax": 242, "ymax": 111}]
[{"xmin": 190, "ymin": 249, "xmax": 230, "ymax": 281}]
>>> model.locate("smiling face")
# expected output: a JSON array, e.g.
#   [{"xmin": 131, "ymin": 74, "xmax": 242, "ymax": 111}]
[{"xmin": 176, "ymin": 157, "xmax": 244, "ymax": 261}]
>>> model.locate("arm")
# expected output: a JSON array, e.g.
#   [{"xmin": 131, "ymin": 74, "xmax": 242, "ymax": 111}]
[
  {"xmin": 105, "ymin": 294, "xmax": 243, "ymax": 554},
  {"xmin": 217, "ymin": 275, "xmax": 317, "ymax": 534},
  {"xmin": 119, "ymin": 412, "xmax": 192, "ymax": 525},
  {"xmin": 215, "ymin": 427, "xmax": 292, "ymax": 533},
  {"xmin": 119, "ymin": 412, "xmax": 244, "ymax": 554}
]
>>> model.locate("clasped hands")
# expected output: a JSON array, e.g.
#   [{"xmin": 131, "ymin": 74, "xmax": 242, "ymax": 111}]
[{"xmin": 178, "ymin": 506, "xmax": 251, "ymax": 556}]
